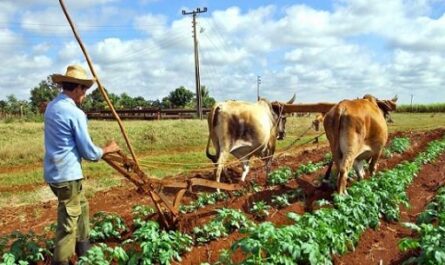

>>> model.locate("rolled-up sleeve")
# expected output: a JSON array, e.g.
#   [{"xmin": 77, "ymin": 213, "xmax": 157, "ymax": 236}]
[{"xmin": 72, "ymin": 113, "xmax": 103, "ymax": 161}]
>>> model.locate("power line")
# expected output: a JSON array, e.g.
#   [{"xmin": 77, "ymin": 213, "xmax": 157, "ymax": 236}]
[{"xmin": 0, "ymin": 21, "xmax": 166, "ymax": 29}]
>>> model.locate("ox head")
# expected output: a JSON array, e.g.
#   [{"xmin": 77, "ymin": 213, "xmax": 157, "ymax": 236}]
[
  {"xmin": 271, "ymin": 94, "xmax": 296, "ymax": 140},
  {"xmin": 363, "ymin": 94, "xmax": 398, "ymax": 122}
]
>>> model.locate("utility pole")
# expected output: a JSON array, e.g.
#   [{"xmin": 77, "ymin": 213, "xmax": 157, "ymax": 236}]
[
  {"xmin": 410, "ymin": 94, "xmax": 414, "ymax": 112},
  {"xmin": 182, "ymin": 7, "xmax": 207, "ymax": 120},
  {"xmin": 257, "ymin": 75, "xmax": 261, "ymax": 101}
]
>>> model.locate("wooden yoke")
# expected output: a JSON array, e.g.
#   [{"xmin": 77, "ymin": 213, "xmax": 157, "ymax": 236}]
[{"xmin": 280, "ymin": 103, "xmax": 336, "ymax": 114}]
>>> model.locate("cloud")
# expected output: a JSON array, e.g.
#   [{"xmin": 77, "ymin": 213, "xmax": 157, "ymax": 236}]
[{"xmin": 1, "ymin": 1, "xmax": 445, "ymax": 104}]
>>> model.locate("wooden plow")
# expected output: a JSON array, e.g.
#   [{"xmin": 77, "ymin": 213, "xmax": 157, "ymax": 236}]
[
  {"xmin": 59, "ymin": 0, "xmax": 337, "ymax": 230},
  {"xmin": 102, "ymin": 151, "xmax": 243, "ymax": 229}
]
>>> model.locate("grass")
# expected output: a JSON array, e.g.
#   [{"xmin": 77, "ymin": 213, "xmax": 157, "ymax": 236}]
[{"xmin": 0, "ymin": 113, "xmax": 444, "ymax": 208}]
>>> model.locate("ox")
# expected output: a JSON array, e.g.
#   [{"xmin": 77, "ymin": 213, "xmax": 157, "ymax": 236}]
[
  {"xmin": 323, "ymin": 94, "xmax": 397, "ymax": 194},
  {"xmin": 206, "ymin": 95, "xmax": 295, "ymax": 187},
  {"xmin": 312, "ymin": 113, "xmax": 326, "ymax": 144}
]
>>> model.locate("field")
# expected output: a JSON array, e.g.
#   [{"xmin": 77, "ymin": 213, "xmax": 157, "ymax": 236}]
[{"xmin": 1, "ymin": 113, "xmax": 445, "ymax": 264}]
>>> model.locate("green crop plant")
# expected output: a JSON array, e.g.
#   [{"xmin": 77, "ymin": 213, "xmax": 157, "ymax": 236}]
[
  {"xmin": 271, "ymin": 188, "xmax": 306, "ymax": 209},
  {"xmin": 250, "ymin": 201, "xmax": 272, "ymax": 219},
  {"xmin": 0, "ymin": 231, "xmax": 51, "ymax": 265},
  {"xmin": 267, "ymin": 167, "xmax": 292, "ymax": 185},
  {"xmin": 179, "ymin": 192, "xmax": 229, "ymax": 213},
  {"xmin": 193, "ymin": 208, "xmax": 254, "ymax": 244},
  {"xmin": 126, "ymin": 220, "xmax": 193, "ymax": 265},
  {"xmin": 399, "ymin": 186, "xmax": 445, "ymax": 264},
  {"xmin": 90, "ymin": 211, "xmax": 128, "ymax": 242},
  {"xmin": 78, "ymin": 243, "xmax": 128, "ymax": 265},
  {"xmin": 132, "ymin": 204, "xmax": 156, "ymax": 228},
  {"xmin": 295, "ymin": 161, "xmax": 325, "ymax": 177},
  {"xmin": 271, "ymin": 194, "xmax": 291, "ymax": 208},
  {"xmin": 384, "ymin": 137, "xmax": 411, "ymax": 157}
]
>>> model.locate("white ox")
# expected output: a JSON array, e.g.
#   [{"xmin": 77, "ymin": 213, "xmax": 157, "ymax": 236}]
[{"xmin": 206, "ymin": 96, "xmax": 295, "ymax": 186}]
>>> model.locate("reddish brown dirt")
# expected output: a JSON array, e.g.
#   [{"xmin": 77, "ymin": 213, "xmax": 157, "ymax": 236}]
[
  {"xmin": 1, "ymin": 129, "xmax": 444, "ymax": 265},
  {"xmin": 334, "ymin": 148, "xmax": 445, "ymax": 265}
]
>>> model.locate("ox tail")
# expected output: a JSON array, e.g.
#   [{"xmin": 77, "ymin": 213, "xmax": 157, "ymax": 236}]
[
  {"xmin": 332, "ymin": 107, "xmax": 346, "ymax": 170},
  {"xmin": 324, "ymin": 108, "xmax": 344, "ymax": 181},
  {"xmin": 206, "ymin": 105, "xmax": 220, "ymax": 164}
]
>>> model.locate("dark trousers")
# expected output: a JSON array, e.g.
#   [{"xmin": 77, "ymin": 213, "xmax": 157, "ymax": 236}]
[{"xmin": 49, "ymin": 179, "xmax": 89, "ymax": 262}]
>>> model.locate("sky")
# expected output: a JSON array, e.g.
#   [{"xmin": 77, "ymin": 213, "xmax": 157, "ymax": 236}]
[{"xmin": 1, "ymin": 0, "xmax": 445, "ymax": 104}]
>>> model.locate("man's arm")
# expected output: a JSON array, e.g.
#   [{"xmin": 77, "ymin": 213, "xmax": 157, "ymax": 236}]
[{"xmin": 72, "ymin": 114, "xmax": 104, "ymax": 160}]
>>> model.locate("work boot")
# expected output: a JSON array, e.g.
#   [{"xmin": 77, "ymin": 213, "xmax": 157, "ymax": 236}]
[{"xmin": 75, "ymin": 240, "xmax": 91, "ymax": 257}]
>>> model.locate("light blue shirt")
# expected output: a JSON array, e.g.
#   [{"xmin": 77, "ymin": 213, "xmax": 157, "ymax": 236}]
[{"xmin": 44, "ymin": 93, "xmax": 103, "ymax": 183}]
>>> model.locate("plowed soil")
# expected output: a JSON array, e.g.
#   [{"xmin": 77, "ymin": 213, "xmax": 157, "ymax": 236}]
[{"xmin": 1, "ymin": 128, "xmax": 444, "ymax": 265}]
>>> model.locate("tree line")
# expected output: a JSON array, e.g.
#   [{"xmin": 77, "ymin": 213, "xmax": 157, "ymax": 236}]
[{"xmin": 0, "ymin": 76, "xmax": 216, "ymax": 116}]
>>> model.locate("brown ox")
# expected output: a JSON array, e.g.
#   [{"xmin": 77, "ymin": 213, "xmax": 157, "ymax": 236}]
[
  {"xmin": 312, "ymin": 113, "xmax": 325, "ymax": 132},
  {"xmin": 206, "ymin": 96, "xmax": 295, "ymax": 187},
  {"xmin": 323, "ymin": 94, "xmax": 397, "ymax": 194}
]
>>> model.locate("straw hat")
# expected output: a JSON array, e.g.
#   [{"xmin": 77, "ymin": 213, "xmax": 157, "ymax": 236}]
[{"xmin": 52, "ymin": 65, "xmax": 95, "ymax": 88}]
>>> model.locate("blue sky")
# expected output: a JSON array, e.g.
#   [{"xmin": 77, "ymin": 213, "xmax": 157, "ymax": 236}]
[{"xmin": 1, "ymin": 0, "xmax": 445, "ymax": 104}]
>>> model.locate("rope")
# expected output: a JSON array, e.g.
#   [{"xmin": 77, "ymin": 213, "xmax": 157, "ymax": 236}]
[
  {"xmin": 136, "ymin": 122, "xmax": 326, "ymax": 171},
  {"xmin": 138, "ymin": 131, "xmax": 327, "ymax": 175}
]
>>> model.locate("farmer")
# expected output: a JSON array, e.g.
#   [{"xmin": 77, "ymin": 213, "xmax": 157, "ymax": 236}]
[{"xmin": 44, "ymin": 64, "xmax": 120, "ymax": 265}]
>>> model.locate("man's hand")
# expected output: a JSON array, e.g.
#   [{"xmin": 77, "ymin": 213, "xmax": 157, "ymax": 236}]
[{"xmin": 102, "ymin": 140, "xmax": 120, "ymax": 154}]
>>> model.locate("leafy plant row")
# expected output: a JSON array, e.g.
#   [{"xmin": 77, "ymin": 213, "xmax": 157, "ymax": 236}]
[
  {"xmin": 212, "ymin": 135, "xmax": 445, "ymax": 265},
  {"xmin": 0, "ymin": 205, "xmax": 192, "ymax": 265},
  {"xmin": 0, "ymin": 137, "xmax": 415, "ymax": 265},
  {"xmin": 383, "ymin": 137, "xmax": 411, "ymax": 157},
  {"xmin": 399, "ymin": 186, "xmax": 445, "ymax": 264}
]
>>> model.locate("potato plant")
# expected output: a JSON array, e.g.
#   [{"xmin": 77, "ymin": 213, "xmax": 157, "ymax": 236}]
[
  {"xmin": 193, "ymin": 208, "xmax": 254, "ymax": 244},
  {"xmin": 295, "ymin": 161, "xmax": 325, "ymax": 177},
  {"xmin": 0, "ymin": 231, "xmax": 52, "ymax": 265},
  {"xmin": 250, "ymin": 201, "xmax": 272, "ymax": 219},
  {"xmin": 267, "ymin": 166, "xmax": 292, "ymax": 185},
  {"xmin": 90, "ymin": 211, "xmax": 128, "ymax": 242},
  {"xmin": 384, "ymin": 137, "xmax": 411, "ymax": 157},
  {"xmin": 225, "ymin": 136, "xmax": 445, "ymax": 264},
  {"xmin": 78, "ymin": 243, "xmax": 128, "ymax": 265},
  {"xmin": 131, "ymin": 204, "xmax": 156, "ymax": 228},
  {"xmin": 126, "ymin": 221, "xmax": 193, "ymax": 265},
  {"xmin": 179, "ymin": 192, "xmax": 229, "ymax": 213},
  {"xmin": 399, "ymin": 186, "xmax": 445, "ymax": 264}
]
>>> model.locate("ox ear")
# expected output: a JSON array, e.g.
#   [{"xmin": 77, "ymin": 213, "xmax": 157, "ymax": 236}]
[
  {"xmin": 287, "ymin": 93, "xmax": 296, "ymax": 104},
  {"xmin": 391, "ymin": 95, "xmax": 398, "ymax": 103},
  {"xmin": 271, "ymin": 102, "xmax": 284, "ymax": 118}
]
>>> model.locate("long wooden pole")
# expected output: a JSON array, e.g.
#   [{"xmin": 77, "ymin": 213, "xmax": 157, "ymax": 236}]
[{"xmin": 59, "ymin": 0, "xmax": 141, "ymax": 171}]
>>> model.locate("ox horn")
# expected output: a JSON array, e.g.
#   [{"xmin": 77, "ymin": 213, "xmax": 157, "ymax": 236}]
[
  {"xmin": 391, "ymin": 95, "xmax": 398, "ymax": 102},
  {"xmin": 287, "ymin": 93, "xmax": 296, "ymax": 104}
]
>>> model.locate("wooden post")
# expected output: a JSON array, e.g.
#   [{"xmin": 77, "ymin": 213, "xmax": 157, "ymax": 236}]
[{"xmin": 182, "ymin": 7, "xmax": 207, "ymax": 120}]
